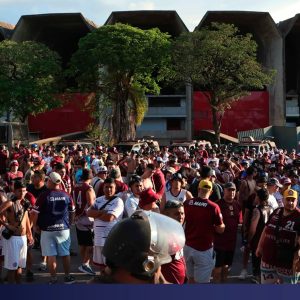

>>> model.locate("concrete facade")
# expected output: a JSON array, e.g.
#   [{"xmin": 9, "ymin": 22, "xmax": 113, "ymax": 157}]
[
  {"xmin": 196, "ymin": 11, "xmax": 285, "ymax": 127},
  {"xmin": 0, "ymin": 22, "xmax": 14, "ymax": 41},
  {"xmin": 2, "ymin": 10, "xmax": 300, "ymax": 142},
  {"xmin": 105, "ymin": 11, "xmax": 190, "ymax": 144},
  {"xmin": 278, "ymin": 14, "xmax": 300, "ymax": 125},
  {"xmin": 11, "ymin": 13, "xmax": 96, "ymax": 67}
]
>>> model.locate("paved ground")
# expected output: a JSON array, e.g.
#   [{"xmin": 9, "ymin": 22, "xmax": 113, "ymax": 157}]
[{"xmin": 1, "ymin": 225, "xmax": 254, "ymax": 284}]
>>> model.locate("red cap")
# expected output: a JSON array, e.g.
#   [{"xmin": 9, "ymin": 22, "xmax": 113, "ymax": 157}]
[{"xmin": 139, "ymin": 188, "xmax": 159, "ymax": 209}]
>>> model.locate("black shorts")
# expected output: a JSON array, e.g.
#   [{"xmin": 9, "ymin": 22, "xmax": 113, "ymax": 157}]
[
  {"xmin": 76, "ymin": 227, "xmax": 94, "ymax": 246},
  {"xmin": 215, "ymin": 249, "xmax": 235, "ymax": 268}
]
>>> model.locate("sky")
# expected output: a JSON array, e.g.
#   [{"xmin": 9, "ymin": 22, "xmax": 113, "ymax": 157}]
[{"xmin": 1, "ymin": 0, "xmax": 300, "ymax": 30}]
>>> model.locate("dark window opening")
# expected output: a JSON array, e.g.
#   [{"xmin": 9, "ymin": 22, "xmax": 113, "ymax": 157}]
[{"xmin": 148, "ymin": 97, "xmax": 181, "ymax": 107}]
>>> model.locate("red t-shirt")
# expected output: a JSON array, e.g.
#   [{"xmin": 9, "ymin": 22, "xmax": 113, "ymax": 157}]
[
  {"xmin": 152, "ymin": 169, "xmax": 166, "ymax": 198},
  {"xmin": 161, "ymin": 252, "xmax": 186, "ymax": 284},
  {"xmin": 214, "ymin": 199, "xmax": 241, "ymax": 251},
  {"xmin": 262, "ymin": 207, "xmax": 300, "ymax": 269},
  {"xmin": 184, "ymin": 198, "xmax": 223, "ymax": 251},
  {"xmin": 5, "ymin": 171, "xmax": 24, "ymax": 185}
]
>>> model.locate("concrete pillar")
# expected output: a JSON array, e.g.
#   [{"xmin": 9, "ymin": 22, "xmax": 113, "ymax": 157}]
[{"xmin": 185, "ymin": 81, "xmax": 193, "ymax": 140}]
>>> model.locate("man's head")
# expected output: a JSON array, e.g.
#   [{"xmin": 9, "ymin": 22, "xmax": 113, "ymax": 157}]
[
  {"xmin": 9, "ymin": 160, "xmax": 19, "ymax": 171},
  {"xmin": 110, "ymin": 168, "xmax": 121, "ymax": 180},
  {"xmin": 32, "ymin": 170, "xmax": 46, "ymax": 187},
  {"xmin": 103, "ymin": 177, "xmax": 116, "ymax": 199},
  {"xmin": 154, "ymin": 157, "xmax": 164, "ymax": 169},
  {"xmin": 47, "ymin": 172, "xmax": 62, "ymax": 189},
  {"xmin": 198, "ymin": 179, "xmax": 213, "ymax": 199},
  {"xmin": 170, "ymin": 172, "xmax": 183, "ymax": 189},
  {"xmin": 163, "ymin": 200, "xmax": 185, "ymax": 225},
  {"xmin": 129, "ymin": 175, "xmax": 143, "ymax": 196},
  {"xmin": 267, "ymin": 177, "xmax": 282, "ymax": 194},
  {"xmin": 81, "ymin": 168, "xmax": 93, "ymax": 182},
  {"xmin": 255, "ymin": 188, "xmax": 269, "ymax": 206},
  {"xmin": 223, "ymin": 182, "xmax": 236, "ymax": 201},
  {"xmin": 200, "ymin": 166, "xmax": 213, "ymax": 179},
  {"xmin": 283, "ymin": 189, "xmax": 298, "ymax": 213},
  {"xmin": 97, "ymin": 166, "xmax": 108, "ymax": 179},
  {"xmin": 13, "ymin": 180, "xmax": 27, "ymax": 200}
]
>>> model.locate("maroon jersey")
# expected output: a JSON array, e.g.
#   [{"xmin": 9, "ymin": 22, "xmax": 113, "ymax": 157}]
[
  {"xmin": 161, "ymin": 252, "xmax": 186, "ymax": 284},
  {"xmin": 262, "ymin": 207, "xmax": 300, "ymax": 269},
  {"xmin": 184, "ymin": 198, "xmax": 223, "ymax": 251},
  {"xmin": 73, "ymin": 182, "xmax": 92, "ymax": 216},
  {"xmin": 5, "ymin": 171, "xmax": 23, "ymax": 185},
  {"xmin": 214, "ymin": 199, "xmax": 241, "ymax": 251}
]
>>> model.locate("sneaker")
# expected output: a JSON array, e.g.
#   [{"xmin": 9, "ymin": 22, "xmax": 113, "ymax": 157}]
[
  {"xmin": 64, "ymin": 275, "xmax": 76, "ymax": 284},
  {"xmin": 26, "ymin": 270, "xmax": 34, "ymax": 282},
  {"xmin": 78, "ymin": 264, "xmax": 96, "ymax": 276},
  {"xmin": 238, "ymin": 269, "xmax": 248, "ymax": 280},
  {"xmin": 49, "ymin": 277, "xmax": 58, "ymax": 285},
  {"xmin": 39, "ymin": 262, "xmax": 47, "ymax": 271}
]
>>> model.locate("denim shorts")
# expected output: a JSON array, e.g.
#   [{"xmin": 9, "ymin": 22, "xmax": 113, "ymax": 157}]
[{"xmin": 41, "ymin": 229, "xmax": 70, "ymax": 257}]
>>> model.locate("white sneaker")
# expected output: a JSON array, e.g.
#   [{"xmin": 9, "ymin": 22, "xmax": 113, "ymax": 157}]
[{"xmin": 238, "ymin": 269, "xmax": 248, "ymax": 280}]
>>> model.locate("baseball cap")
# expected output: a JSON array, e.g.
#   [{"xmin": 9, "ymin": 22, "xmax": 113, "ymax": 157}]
[
  {"xmin": 283, "ymin": 189, "xmax": 298, "ymax": 199},
  {"xmin": 224, "ymin": 182, "xmax": 236, "ymax": 190},
  {"xmin": 267, "ymin": 178, "xmax": 283, "ymax": 188},
  {"xmin": 283, "ymin": 178, "xmax": 292, "ymax": 185},
  {"xmin": 10, "ymin": 160, "xmax": 19, "ymax": 167},
  {"xmin": 170, "ymin": 172, "xmax": 183, "ymax": 181},
  {"xmin": 156, "ymin": 157, "xmax": 164, "ymax": 163},
  {"xmin": 256, "ymin": 176, "xmax": 268, "ymax": 184},
  {"xmin": 97, "ymin": 166, "xmax": 108, "ymax": 173},
  {"xmin": 198, "ymin": 179, "xmax": 213, "ymax": 190},
  {"xmin": 48, "ymin": 172, "xmax": 62, "ymax": 184},
  {"xmin": 165, "ymin": 167, "xmax": 176, "ymax": 174}
]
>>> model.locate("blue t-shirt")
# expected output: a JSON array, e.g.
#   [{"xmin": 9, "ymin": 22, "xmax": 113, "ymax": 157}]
[{"xmin": 33, "ymin": 189, "xmax": 75, "ymax": 231}]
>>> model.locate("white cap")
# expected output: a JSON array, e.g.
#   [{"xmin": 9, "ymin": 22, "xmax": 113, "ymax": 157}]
[{"xmin": 48, "ymin": 172, "xmax": 62, "ymax": 184}]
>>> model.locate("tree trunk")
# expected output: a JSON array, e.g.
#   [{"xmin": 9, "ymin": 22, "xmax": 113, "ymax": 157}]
[
  {"xmin": 211, "ymin": 105, "xmax": 223, "ymax": 146},
  {"xmin": 111, "ymin": 87, "xmax": 131, "ymax": 143}
]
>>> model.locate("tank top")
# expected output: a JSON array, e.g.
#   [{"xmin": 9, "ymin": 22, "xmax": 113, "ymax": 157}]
[
  {"xmin": 165, "ymin": 189, "xmax": 188, "ymax": 203},
  {"xmin": 251, "ymin": 205, "xmax": 272, "ymax": 250}
]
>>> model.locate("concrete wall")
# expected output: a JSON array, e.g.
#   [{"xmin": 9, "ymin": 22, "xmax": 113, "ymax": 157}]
[
  {"xmin": 196, "ymin": 11, "xmax": 285, "ymax": 127},
  {"xmin": 238, "ymin": 125, "xmax": 300, "ymax": 152}
]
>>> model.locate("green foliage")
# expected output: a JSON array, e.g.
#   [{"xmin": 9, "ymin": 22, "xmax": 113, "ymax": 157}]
[
  {"xmin": 172, "ymin": 22, "xmax": 275, "ymax": 144},
  {"xmin": 0, "ymin": 40, "xmax": 62, "ymax": 121},
  {"xmin": 68, "ymin": 23, "xmax": 171, "ymax": 142}
]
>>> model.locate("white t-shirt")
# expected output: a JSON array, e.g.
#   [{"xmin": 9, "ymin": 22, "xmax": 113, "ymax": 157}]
[
  {"xmin": 124, "ymin": 193, "xmax": 139, "ymax": 217},
  {"xmin": 91, "ymin": 195, "xmax": 124, "ymax": 246},
  {"xmin": 273, "ymin": 191, "xmax": 284, "ymax": 207},
  {"xmin": 268, "ymin": 194, "xmax": 279, "ymax": 210}
]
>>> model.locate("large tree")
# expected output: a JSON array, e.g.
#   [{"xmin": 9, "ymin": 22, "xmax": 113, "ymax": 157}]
[
  {"xmin": 0, "ymin": 40, "xmax": 62, "ymax": 122},
  {"xmin": 172, "ymin": 22, "xmax": 275, "ymax": 145},
  {"xmin": 68, "ymin": 23, "xmax": 171, "ymax": 143}
]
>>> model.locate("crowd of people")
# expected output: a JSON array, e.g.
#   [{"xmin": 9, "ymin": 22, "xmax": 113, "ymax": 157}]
[{"xmin": 0, "ymin": 140, "xmax": 300, "ymax": 284}]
